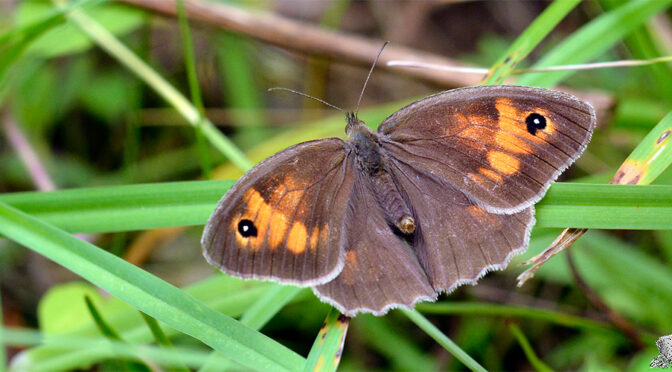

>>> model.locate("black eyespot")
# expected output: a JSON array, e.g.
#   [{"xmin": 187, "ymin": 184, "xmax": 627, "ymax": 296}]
[
  {"xmin": 237, "ymin": 219, "xmax": 257, "ymax": 238},
  {"xmin": 525, "ymin": 113, "xmax": 547, "ymax": 135}
]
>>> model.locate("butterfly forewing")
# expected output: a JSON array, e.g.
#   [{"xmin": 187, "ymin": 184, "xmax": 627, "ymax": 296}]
[
  {"xmin": 379, "ymin": 85, "xmax": 596, "ymax": 213},
  {"xmin": 202, "ymin": 139, "xmax": 354, "ymax": 286}
]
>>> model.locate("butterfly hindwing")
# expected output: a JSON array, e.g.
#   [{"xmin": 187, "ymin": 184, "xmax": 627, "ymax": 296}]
[
  {"xmin": 313, "ymin": 168, "xmax": 436, "ymax": 316},
  {"xmin": 387, "ymin": 157, "xmax": 535, "ymax": 292},
  {"xmin": 202, "ymin": 139, "xmax": 355, "ymax": 286},
  {"xmin": 379, "ymin": 85, "xmax": 596, "ymax": 213}
]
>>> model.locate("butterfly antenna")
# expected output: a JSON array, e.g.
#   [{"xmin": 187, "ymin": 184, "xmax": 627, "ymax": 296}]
[
  {"xmin": 267, "ymin": 87, "xmax": 347, "ymax": 114},
  {"xmin": 355, "ymin": 41, "xmax": 389, "ymax": 117}
]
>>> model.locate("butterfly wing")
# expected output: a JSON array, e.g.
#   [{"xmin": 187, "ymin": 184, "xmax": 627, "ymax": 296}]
[
  {"xmin": 379, "ymin": 85, "xmax": 596, "ymax": 213},
  {"xmin": 387, "ymin": 156, "xmax": 534, "ymax": 292},
  {"xmin": 313, "ymin": 169, "xmax": 436, "ymax": 316},
  {"xmin": 202, "ymin": 138, "xmax": 355, "ymax": 286}
]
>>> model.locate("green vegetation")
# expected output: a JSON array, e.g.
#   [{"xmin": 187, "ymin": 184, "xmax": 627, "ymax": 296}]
[{"xmin": 1, "ymin": 0, "xmax": 671, "ymax": 370}]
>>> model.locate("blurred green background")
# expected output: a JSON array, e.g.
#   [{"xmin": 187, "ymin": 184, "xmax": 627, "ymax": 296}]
[{"xmin": 1, "ymin": 0, "xmax": 672, "ymax": 371}]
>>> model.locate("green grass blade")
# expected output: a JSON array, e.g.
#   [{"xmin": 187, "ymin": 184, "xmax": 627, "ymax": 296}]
[
  {"xmin": 0, "ymin": 201, "xmax": 304, "ymax": 372},
  {"xmin": 140, "ymin": 312, "xmax": 191, "ymax": 372},
  {"xmin": 216, "ymin": 33, "xmax": 270, "ymax": 149},
  {"xmin": 139, "ymin": 312, "xmax": 172, "ymax": 348},
  {"xmin": 303, "ymin": 309, "xmax": 349, "ymax": 372},
  {"xmin": 4, "ymin": 327, "xmax": 238, "ymax": 370},
  {"xmin": 199, "ymin": 285, "xmax": 303, "ymax": 372},
  {"xmin": 610, "ymin": 111, "xmax": 672, "ymax": 185},
  {"xmin": 0, "ymin": 288, "xmax": 5, "ymax": 370},
  {"xmin": 24, "ymin": 277, "xmax": 275, "ymax": 371},
  {"xmin": 416, "ymin": 302, "xmax": 614, "ymax": 335},
  {"xmin": 482, "ymin": 0, "xmax": 581, "ymax": 85},
  {"xmin": 239, "ymin": 286, "xmax": 303, "ymax": 330},
  {"xmin": 85, "ymin": 296, "xmax": 149, "ymax": 371},
  {"xmin": 84, "ymin": 296, "xmax": 123, "ymax": 341},
  {"xmin": 1, "ymin": 181, "xmax": 670, "ymax": 233},
  {"xmin": 400, "ymin": 309, "xmax": 486, "ymax": 372},
  {"xmin": 355, "ymin": 316, "xmax": 436, "ymax": 371},
  {"xmin": 175, "ymin": 0, "xmax": 211, "ymax": 178},
  {"xmin": 0, "ymin": 0, "xmax": 102, "ymax": 93},
  {"xmin": 517, "ymin": 0, "xmax": 672, "ymax": 87},
  {"xmin": 536, "ymin": 183, "xmax": 672, "ymax": 229},
  {"xmin": 508, "ymin": 322, "xmax": 553, "ymax": 372},
  {"xmin": 53, "ymin": 2, "xmax": 252, "ymax": 171}
]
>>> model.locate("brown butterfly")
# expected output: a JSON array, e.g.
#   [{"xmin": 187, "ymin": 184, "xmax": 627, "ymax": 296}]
[{"xmin": 202, "ymin": 72, "xmax": 595, "ymax": 317}]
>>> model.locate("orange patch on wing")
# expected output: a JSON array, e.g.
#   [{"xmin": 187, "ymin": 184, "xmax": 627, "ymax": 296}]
[
  {"xmin": 495, "ymin": 131, "xmax": 532, "ymax": 154},
  {"xmin": 267, "ymin": 212, "xmax": 289, "ymax": 249},
  {"xmin": 446, "ymin": 112, "xmax": 471, "ymax": 135},
  {"xmin": 287, "ymin": 222, "xmax": 308, "ymax": 254},
  {"xmin": 234, "ymin": 189, "xmax": 269, "ymax": 249},
  {"xmin": 479, "ymin": 167, "xmax": 503, "ymax": 182},
  {"xmin": 309, "ymin": 227, "xmax": 320, "ymax": 251},
  {"xmin": 468, "ymin": 114, "xmax": 497, "ymax": 127},
  {"xmin": 283, "ymin": 174, "xmax": 304, "ymax": 190},
  {"xmin": 237, "ymin": 188, "xmax": 297, "ymax": 251},
  {"xmin": 487, "ymin": 151, "xmax": 520, "ymax": 175},
  {"xmin": 495, "ymin": 98, "xmax": 555, "ymax": 141},
  {"xmin": 467, "ymin": 205, "xmax": 487, "ymax": 220}
]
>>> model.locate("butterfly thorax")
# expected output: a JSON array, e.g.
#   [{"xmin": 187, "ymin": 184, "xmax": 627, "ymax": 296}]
[{"xmin": 346, "ymin": 114, "xmax": 416, "ymax": 235}]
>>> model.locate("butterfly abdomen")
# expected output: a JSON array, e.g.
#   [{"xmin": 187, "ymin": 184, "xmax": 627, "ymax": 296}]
[{"xmin": 348, "ymin": 122, "xmax": 416, "ymax": 235}]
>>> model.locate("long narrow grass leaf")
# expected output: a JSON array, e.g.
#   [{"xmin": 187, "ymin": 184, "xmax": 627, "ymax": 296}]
[
  {"xmin": 199, "ymin": 285, "xmax": 304, "ymax": 372},
  {"xmin": 1, "ymin": 181, "xmax": 670, "ymax": 233},
  {"xmin": 140, "ymin": 312, "xmax": 191, "ymax": 372},
  {"xmin": 303, "ymin": 310, "xmax": 349, "ymax": 372},
  {"xmin": 0, "ymin": 201, "xmax": 304, "ymax": 371},
  {"xmin": 508, "ymin": 322, "xmax": 553, "ymax": 372},
  {"xmin": 517, "ymin": 0, "xmax": 672, "ymax": 87},
  {"xmin": 483, "ymin": 0, "xmax": 581, "ymax": 84},
  {"xmin": 52, "ymin": 1, "xmax": 252, "ymax": 171},
  {"xmin": 401, "ymin": 309, "xmax": 486, "ymax": 372}
]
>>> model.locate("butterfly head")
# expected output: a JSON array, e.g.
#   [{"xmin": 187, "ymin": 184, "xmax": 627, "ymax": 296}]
[{"xmin": 345, "ymin": 112, "xmax": 367, "ymax": 136}]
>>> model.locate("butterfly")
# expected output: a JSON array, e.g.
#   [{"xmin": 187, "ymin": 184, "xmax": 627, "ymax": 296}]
[{"xmin": 201, "ymin": 83, "xmax": 596, "ymax": 317}]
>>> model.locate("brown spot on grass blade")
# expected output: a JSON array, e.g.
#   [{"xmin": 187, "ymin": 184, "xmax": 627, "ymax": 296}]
[
  {"xmin": 304, "ymin": 309, "xmax": 350, "ymax": 372},
  {"xmin": 610, "ymin": 160, "xmax": 645, "ymax": 185}
]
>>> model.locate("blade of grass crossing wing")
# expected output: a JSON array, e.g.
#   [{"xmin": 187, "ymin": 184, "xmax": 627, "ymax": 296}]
[
  {"xmin": 482, "ymin": 0, "xmax": 581, "ymax": 85},
  {"xmin": 401, "ymin": 309, "xmax": 487, "ymax": 372},
  {"xmin": 303, "ymin": 310, "xmax": 349, "ymax": 372},
  {"xmin": 0, "ymin": 201, "xmax": 304, "ymax": 372},
  {"xmin": 1, "ymin": 181, "xmax": 671, "ymax": 233},
  {"xmin": 517, "ymin": 0, "xmax": 672, "ymax": 88}
]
